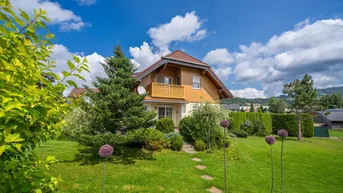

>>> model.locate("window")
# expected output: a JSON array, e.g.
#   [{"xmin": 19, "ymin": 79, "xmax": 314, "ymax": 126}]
[
  {"xmin": 158, "ymin": 106, "xmax": 172, "ymax": 119},
  {"xmin": 192, "ymin": 76, "xmax": 201, "ymax": 89},
  {"xmin": 157, "ymin": 76, "xmax": 172, "ymax": 84},
  {"xmin": 144, "ymin": 104, "xmax": 148, "ymax": 111}
]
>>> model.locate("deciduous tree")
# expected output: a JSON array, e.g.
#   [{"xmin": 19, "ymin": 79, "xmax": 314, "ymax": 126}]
[{"xmin": 0, "ymin": 1, "xmax": 88, "ymax": 192}]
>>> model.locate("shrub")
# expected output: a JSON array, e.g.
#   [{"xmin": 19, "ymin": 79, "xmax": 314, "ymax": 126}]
[
  {"xmin": 302, "ymin": 114, "xmax": 314, "ymax": 137},
  {"xmin": 194, "ymin": 140, "xmax": 206, "ymax": 151},
  {"xmin": 271, "ymin": 114, "xmax": 314, "ymax": 137},
  {"xmin": 232, "ymin": 130, "xmax": 248, "ymax": 138},
  {"xmin": 128, "ymin": 128, "xmax": 167, "ymax": 151},
  {"xmin": 252, "ymin": 120, "xmax": 266, "ymax": 136},
  {"xmin": 241, "ymin": 121, "xmax": 253, "ymax": 135},
  {"xmin": 179, "ymin": 117, "xmax": 202, "ymax": 143},
  {"xmin": 166, "ymin": 133, "xmax": 184, "ymax": 151},
  {"xmin": 156, "ymin": 117, "xmax": 175, "ymax": 133},
  {"xmin": 59, "ymin": 107, "xmax": 89, "ymax": 141}
]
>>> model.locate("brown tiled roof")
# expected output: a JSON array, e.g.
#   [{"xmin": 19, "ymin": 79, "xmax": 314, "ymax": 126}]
[
  {"xmin": 163, "ymin": 50, "xmax": 208, "ymax": 66},
  {"xmin": 68, "ymin": 88, "xmax": 99, "ymax": 98},
  {"xmin": 133, "ymin": 50, "xmax": 207, "ymax": 78}
]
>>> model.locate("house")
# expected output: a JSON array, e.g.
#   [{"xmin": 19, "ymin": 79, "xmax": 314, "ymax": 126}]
[
  {"xmin": 315, "ymin": 109, "xmax": 343, "ymax": 130},
  {"xmin": 222, "ymin": 104, "xmax": 240, "ymax": 112},
  {"xmin": 68, "ymin": 50, "xmax": 233, "ymax": 127},
  {"xmin": 134, "ymin": 50, "xmax": 233, "ymax": 127},
  {"xmin": 68, "ymin": 88, "xmax": 99, "ymax": 98}
]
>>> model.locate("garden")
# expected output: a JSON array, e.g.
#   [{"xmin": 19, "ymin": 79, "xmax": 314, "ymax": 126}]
[{"xmin": 1, "ymin": 2, "xmax": 343, "ymax": 193}]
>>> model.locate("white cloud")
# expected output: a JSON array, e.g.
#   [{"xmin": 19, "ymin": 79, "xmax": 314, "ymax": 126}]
[
  {"xmin": 11, "ymin": 0, "xmax": 90, "ymax": 31},
  {"xmin": 214, "ymin": 18, "xmax": 343, "ymax": 97},
  {"xmin": 50, "ymin": 44, "xmax": 106, "ymax": 95},
  {"xmin": 130, "ymin": 11, "xmax": 207, "ymax": 70},
  {"xmin": 231, "ymin": 88, "xmax": 266, "ymax": 99},
  {"xmin": 148, "ymin": 11, "xmax": 207, "ymax": 49},
  {"xmin": 203, "ymin": 48, "xmax": 234, "ymax": 65},
  {"xmin": 129, "ymin": 42, "xmax": 164, "ymax": 70},
  {"xmin": 74, "ymin": 0, "xmax": 97, "ymax": 6},
  {"xmin": 213, "ymin": 67, "xmax": 232, "ymax": 80}
]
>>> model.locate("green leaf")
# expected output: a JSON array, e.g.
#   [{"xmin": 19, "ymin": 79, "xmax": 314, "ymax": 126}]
[
  {"xmin": 72, "ymin": 55, "xmax": 80, "ymax": 63},
  {"xmin": 19, "ymin": 9, "xmax": 30, "ymax": 21},
  {"xmin": 5, "ymin": 133, "xmax": 24, "ymax": 143},
  {"xmin": 62, "ymin": 71, "xmax": 71, "ymax": 77},
  {"xmin": 12, "ymin": 143, "xmax": 22, "ymax": 151},
  {"xmin": 67, "ymin": 61, "xmax": 75, "ymax": 70},
  {"xmin": 0, "ymin": 145, "xmax": 9, "ymax": 156},
  {"xmin": 72, "ymin": 73, "xmax": 85, "ymax": 81},
  {"xmin": 35, "ymin": 189, "xmax": 43, "ymax": 193},
  {"xmin": 66, "ymin": 80, "xmax": 78, "ymax": 88}
]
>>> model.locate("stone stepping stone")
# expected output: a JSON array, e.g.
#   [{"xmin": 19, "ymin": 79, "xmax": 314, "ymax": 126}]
[
  {"xmin": 196, "ymin": 165, "xmax": 207, "ymax": 170},
  {"xmin": 182, "ymin": 144, "xmax": 196, "ymax": 154},
  {"xmin": 192, "ymin": 158, "xmax": 201, "ymax": 162},
  {"xmin": 207, "ymin": 187, "xmax": 222, "ymax": 193},
  {"xmin": 201, "ymin": 175, "xmax": 214, "ymax": 180}
]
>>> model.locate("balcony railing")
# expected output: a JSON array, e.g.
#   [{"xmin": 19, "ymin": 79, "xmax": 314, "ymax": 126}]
[{"xmin": 147, "ymin": 82, "xmax": 185, "ymax": 99}]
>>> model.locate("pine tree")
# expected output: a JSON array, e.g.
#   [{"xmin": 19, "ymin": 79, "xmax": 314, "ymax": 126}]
[
  {"xmin": 283, "ymin": 74, "xmax": 317, "ymax": 140},
  {"xmin": 84, "ymin": 45, "xmax": 156, "ymax": 134}
]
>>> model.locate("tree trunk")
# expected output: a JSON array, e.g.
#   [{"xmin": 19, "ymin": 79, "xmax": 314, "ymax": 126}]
[{"xmin": 296, "ymin": 109, "xmax": 302, "ymax": 140}]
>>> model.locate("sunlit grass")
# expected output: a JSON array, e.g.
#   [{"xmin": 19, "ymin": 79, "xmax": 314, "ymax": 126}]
[{"xmin": 35, "ymin": 137, "xmax": 343, "ymax": 193}]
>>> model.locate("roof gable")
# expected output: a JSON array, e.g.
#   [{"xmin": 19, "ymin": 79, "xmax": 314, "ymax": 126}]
[{"xmin": 163, "ymin": 50, "xmax": 208, "ymax": 66}]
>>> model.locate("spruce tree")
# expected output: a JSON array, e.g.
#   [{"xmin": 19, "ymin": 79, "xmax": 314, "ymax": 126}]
[{"xmin": 84, "ymin": 45, "xmax": 156, "ymax": 135}]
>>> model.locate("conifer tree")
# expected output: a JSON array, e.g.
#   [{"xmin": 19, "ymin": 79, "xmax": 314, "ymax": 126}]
[{"xmin": 84, "ymin": 45, "xmax": 156, "ymax": 135}]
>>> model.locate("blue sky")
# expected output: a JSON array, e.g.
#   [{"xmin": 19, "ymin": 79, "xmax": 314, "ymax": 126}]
[{"xmin": 12, "ymin": 0, "xmax": 343, "ymax": 98}]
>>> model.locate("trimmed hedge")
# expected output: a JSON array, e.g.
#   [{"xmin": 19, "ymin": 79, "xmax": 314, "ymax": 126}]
[
  {"xmin": 271, "ymin": 114, "xmax": 314, "ymax": 137},
  {"xmin": 231, "ymin": 112, "xmax": 272, "ymax": 135}
]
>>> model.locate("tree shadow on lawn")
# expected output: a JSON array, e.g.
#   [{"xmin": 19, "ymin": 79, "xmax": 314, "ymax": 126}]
[{"xmin": 73, "ymin": 144, "xmax": 156, "ymax": 166}]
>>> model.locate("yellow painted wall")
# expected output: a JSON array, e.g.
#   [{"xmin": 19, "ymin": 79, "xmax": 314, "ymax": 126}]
[{"xmin": 181, "ymin": 67, "xmax": 220, "ymax": 102}]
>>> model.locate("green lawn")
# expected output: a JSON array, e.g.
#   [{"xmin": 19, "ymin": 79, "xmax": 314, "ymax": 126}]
[
  {"xmin": 329, "ymin": 129, "xmax": 343, "ymax": 138},
  {"xmin": 35, "ymin": 138, "xmax": 343, "ymax": 193}
]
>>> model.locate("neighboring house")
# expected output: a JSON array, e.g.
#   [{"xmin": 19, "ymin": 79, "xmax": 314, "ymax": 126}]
[
  {"xmin": 315, "ymin": 109, "xmax": 343, "ymax": 130},
  {"xmin": 134, "ymin": 50, "xmax": 233, "ymax": 127},
  {"xmin": 222, "ymin": 104, "xmax": 240, "ymax": 112},
  {"xmin": 68, "ymin": 50, "xmax": 233, "ymax": 127},
  {"xmin": 68, "ymin": 88, "xmax": 99, "ymax": 98}
]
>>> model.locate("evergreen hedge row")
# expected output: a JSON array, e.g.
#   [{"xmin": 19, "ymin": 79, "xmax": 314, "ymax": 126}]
[
  {"xmin": 271, "ymin": 114, "xmax": 314, "ymax": 137},
  {"xmin": 231, "ymin": 112, "xmax": 272, "ymax": 134},
  {"xmin": 231, "ymin": 112, "xmax": 314, "ymax": 137}
]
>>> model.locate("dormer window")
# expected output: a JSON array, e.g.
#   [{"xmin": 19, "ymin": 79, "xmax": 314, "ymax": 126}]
[{"xmin": 192, "ymin": 76, "xmax": 201, "ymax": 89}]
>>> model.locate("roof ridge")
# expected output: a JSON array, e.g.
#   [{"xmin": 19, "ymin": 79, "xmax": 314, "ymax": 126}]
[{"xmin": 165, "ymin": 50, "xmax": 207, "ymax": 65}]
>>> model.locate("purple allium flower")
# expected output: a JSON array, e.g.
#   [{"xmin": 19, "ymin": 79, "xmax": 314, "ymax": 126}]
[
  {"xmin": 98, "ymin": 144, "xmax": 113, "ymax": 158},
  {"xmin": 220, "ymin": 119, "xmax": 229, "ymax": 128},
  {"xmin": 265, "ymin": 135, "xmax": 275, "ymax": 145},
  {"xmin": 278, "ymin": 129, "xmax": 288, "ymax": 138}
]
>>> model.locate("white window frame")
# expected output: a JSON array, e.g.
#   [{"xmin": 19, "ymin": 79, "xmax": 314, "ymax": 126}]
[
  {"xmin": 158, "ymin": 105, "xmax": 173, "ymax": 119},
  {"xmin": 192, "ymin": 76, "xmax": 201, "ymax": 90}
]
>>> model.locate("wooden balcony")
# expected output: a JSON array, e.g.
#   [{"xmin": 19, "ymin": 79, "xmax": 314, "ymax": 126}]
[{"xmin": 147, "ymin": 82, "xmax": 185, "ymax": 99}]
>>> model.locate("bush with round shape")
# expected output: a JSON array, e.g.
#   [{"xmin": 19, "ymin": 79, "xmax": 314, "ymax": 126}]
[
  {"xmin": 126, "ymin": 128, "xmax": 167, "ymax": 151},
  {"xmin": 166, "ymin": 133, "xmax": 184, "ymax": 151},
  {"xmin": 156, "ymin": 117, "xmax": 175, "ymax": 133},
  {"xmin": 232, "ymin": 130, "xmax": 248, "ymax": 138},
  {"xmin": 241, "ymin": 121, "xmax": 253, "ymax": 135},
  {"xmin": 194, "ymin": 140, "xmax": 206, "ymax": 151},
  {"xmin": 179, "ymin": 116, "xmax": 202, "ymax": 143}
]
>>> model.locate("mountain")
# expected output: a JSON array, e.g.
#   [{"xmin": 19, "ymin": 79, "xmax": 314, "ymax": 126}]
[
  {"xmin": 222, "ymin": 86, "xmax": 343, "ymax": 105},
  {"xmin": 317, "ymin": 86, "xmax": 343, "ymax": 96}
]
